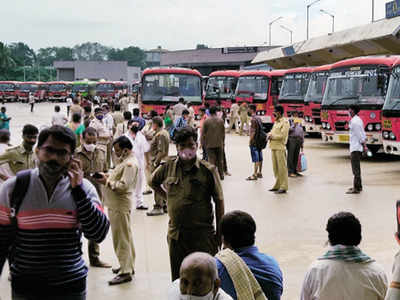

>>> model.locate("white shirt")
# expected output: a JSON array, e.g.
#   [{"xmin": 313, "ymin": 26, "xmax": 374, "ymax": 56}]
[
  {"xmin": 168, "ymin": 279, "xmax": 233, "ymax": 300},
  {"xmin": 66, "ymin": 97, "xmax": 73, "ymax": 107},
  {"xmin": 28, "ymin": 94, "xmax": 35, "ymax": 104},
  {"xmin": 385, "ymin": 251, "xmax": 400, "ymax": 300},
  {"xmin": 125, "ymin": 131, "xmax": 149, "ymax": 170},
  {"xmin": 0, "ymin": 143, "xmax": 14, "ymax": 183},
  {"xmin": 301, "ymin": 258, "xmax": 387, "ymax": 300},
  {"xmin": 103, "ymin": 113, "xmax": 114, "ymax": 135},
  {"xmin": 52, "ymin": 112, "xmax": 68, "ymax": 126},
  {"xmin": 349, "ymin": 115, "xmax": 367, "ymax": 153}
]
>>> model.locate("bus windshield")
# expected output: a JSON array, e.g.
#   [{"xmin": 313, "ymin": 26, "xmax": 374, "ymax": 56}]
[
  {"xmin": 305, "ymin": 74, "xmax": 329, "ymax": 103},
  {"xmin": 383, "ymin": 68, "xmax": 400, "ymax": 111},
  {"xmin": 236, "ymin": 76, "xmax": 269, "ymax": 101},
  {"xmin": 142, "ymin": 74, "xmax": 202, "ymax": 103},
  {"xmin": 49, "ymin": 84, "xmax": 66, "ymax": 92},
  {"xmin": 323, "ymin": 75, "xmax": 387, "ymax": 106},
  {"xmin": 0, "ymin": 83, "xmax": 16, "ymax": 91},
  {"xmin": 205, "ymin": 76, "xmax": 238, "ymax": 100},
  {"xmin": 72, "ymin": 84, "xmax": 88, "ymax": 92},
  {"xmin": 280, "ymin": 74, "xmax": 310, "ymax": 100},
  {"xmin": 19, "ymin": 84, "xmax": 39, "ymax": 92},
  {"xmin": 96, "ymin": 83, "xmax": 115, "ymax": 92}
]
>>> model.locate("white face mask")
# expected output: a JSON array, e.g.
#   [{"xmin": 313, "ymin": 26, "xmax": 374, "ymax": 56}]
[
  {"xmin": 83, "ymin": 143, "xmax": 96, "ymax": 152},
  {"xmin": 180, "ymin": 289, "xmax": 214, "ymax": 300}
]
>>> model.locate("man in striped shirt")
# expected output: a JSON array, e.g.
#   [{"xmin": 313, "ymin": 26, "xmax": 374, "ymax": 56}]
[{"xmin": 0, "ymin": 125, "xmax": 110, "ymax": 300}]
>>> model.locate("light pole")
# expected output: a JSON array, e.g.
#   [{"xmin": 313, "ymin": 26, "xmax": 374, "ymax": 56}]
[
  {"xmin": 372, "ymin": 0, "xmax": 375, "ymax": 22},
  {"xmin": 280, "ymin": 25, "xmax": 293, "ymax": 44},
  {"xmin": 307, "ymin": 0, "xmax": 321, "ymax": 40},
  {"xmin": 320, "ymin": 9, "xmax": 335, "ymax": 33},
  {"xmin": 269, "ymin": 16, "xmax": 283, "ymax": 46}
]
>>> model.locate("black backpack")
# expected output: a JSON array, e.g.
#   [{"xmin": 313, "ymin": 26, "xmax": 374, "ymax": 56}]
[{"xmin": 255, "ymin": 118, "xmax": 268, "ymax": 150}]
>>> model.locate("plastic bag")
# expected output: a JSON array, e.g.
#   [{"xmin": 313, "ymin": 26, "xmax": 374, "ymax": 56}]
[{"xmin": 297, "ymin": 152, "xmax": 307, "ymax": 173}]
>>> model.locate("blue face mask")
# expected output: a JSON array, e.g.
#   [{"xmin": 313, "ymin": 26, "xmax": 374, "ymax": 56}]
[{"xmin": 96, "ymin": 115, "xmax": 104, "ymax": 121}]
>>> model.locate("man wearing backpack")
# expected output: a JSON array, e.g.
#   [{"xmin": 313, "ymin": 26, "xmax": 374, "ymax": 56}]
[{"xmin": 246, "ymin": 104, "xmax": 266, "ymax": 181}]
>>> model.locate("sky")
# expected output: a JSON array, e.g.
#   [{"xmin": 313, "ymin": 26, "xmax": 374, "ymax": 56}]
[{"xmin": 0, "ymin": 0, "xmax": 390, "ymax": 51}]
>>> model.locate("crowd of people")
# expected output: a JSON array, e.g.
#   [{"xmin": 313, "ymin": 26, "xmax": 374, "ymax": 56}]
[{"xmin": 0, "ymin": 93, "xmax": 399, "ymax": 300}]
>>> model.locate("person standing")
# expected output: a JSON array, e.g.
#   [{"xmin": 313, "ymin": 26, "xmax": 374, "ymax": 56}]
[
  {"xmin": 75, "ymin": 127, "xmax": 111, "ymax": 268},
  {"xmin": 150, "ymin": 126, "xmax": 224, "ymax": 281},
  {"xmin": 115, "ymin": 111, "xmax": 132, "ymax": 139},
  {"xmin": 70, "ymin": 99, "xmax": 83, "ymax": 119},
  {"xmin": 228, "ymin": 99, "xmax": 239, "ymax": 134},
  {"xmin": 187, "ymin": 103, "xmax": 195, "ymax": 127},
  {"xmin": 385, "ymin": 231, "xmax": 400, "ymax": 300},
  {"xmin": 287, "ymin": 115, "xmax": 304, "ymax": 177},
  {"xmin": 198, "ymin": 108, "xmax": 208, "ymax": 161},
  {"xmin": 0, "ymin": 125, "xmax": 110, "ymax": 299},
  {"xmin": 120, "ymin": 94, "xmax": 130, "ymax": 113},
  {"xmin": 173, "ymin": 97, "xmax": 187, "ymax": 121},
  {"xmin": 246, "ymin": 104, "xmax": 264, "ymax": 181},
  {"xmin": 147, "ymin": 116, "xmax": 170, "ymax": 216},
  {"xmin": 347, "ymin": 105, "xmax": 367, "ymax": 194},
  {"xmin": 28, "ymin": 92, "xmax": 35, "ymax": 112},
  {"xmin": 0, "ymin": 106, "xmax": 11, "ymax": 130},
  {"xmin": 66, "ymin": 93, "xmax": 73, "ymax": 117},
  {"xmin": 0, "ymin": 124, "xmax": 38, "ymax": 182},
  {"xmin": 0, "ymin": 129, "xmax": 12, "ymax": 184},
  {"xmin": 112, "ymin": 104, "xmax": 124, "ymax": 129},
  {"xmin": 239, "ymin": 102, "xmax": 249, "ymax": 136},
  {"xmin": 96, "ymin": 136, "xmax": 138, "ymax": 285},
  {"xmin": 51, "ymin": 105, "xmax": 68, "ymax": 126},
  {"xmin": 268, "ymin": 106, "xmax": 289, "ymax": 194},
  {"xmin": 300, "ymin": 212, "xmax": 387, "ymax": 300},
  {"xmin": 164, "ymin": 105, "xmax": 174, "ymax": 136},
  {"xmin": 201, "ymin": 106, "xmax": 225, "ymax": 180},
  {"xmin": 89, "ymin": 108, "xmax": 112, "ymax": 165},
  {"xmin": 132, "ymin": 108, "xmax": 146, "ymax": 131},
  {"xmin": 66, "ymin": 113, "xmax": 85, "ymax": 148},
  {"xmin": 83, "ymin": 106, "xmax": 94, "ymax": 129}
]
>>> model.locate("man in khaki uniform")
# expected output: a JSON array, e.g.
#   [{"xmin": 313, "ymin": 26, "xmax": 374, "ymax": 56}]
[
  {"xmin": 120, "ymin": 94, "xmax": 130, "ymax": 112},
  {"xmin": 75, "ymin": 127, "xmax": 110, "ymax": 268},
  {"xmin": 147, "ymin": 116, "xmax": 170, "ymax": 216},
  {"xmin": 228, "ymin": 99, "xmax": 239, "ymax": 134},
  {"xmin": 89, "ymin": 108, "xmax": 112, "ymax": 165},
  {"xmin": 97, "ymin": 136, "xmax": 138, "ymax": 286},
  {"xmin": 150, "ymin": 126, "xmax": 224, "ymax": 281},
  {"xmin": 69, "ymin": 99, "xmax": 83, "ymax": 120},
  {"xmin": 239, "ymin": 102, "xmax": 250, "ymax": 135},
  {"xmin": 0, "ymin": 124, "xmax": 38, "ymax": 181},
  {"xmin": 268, "ymin": 105, "xmax": 290, "ymax": 194},
  {"xmin": 111, "ymin": 104, "xmax": 125, "ymax": 129}
]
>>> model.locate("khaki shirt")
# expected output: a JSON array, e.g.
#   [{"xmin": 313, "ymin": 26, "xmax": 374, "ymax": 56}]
[
  {"xmin": 70, "ymin": 104, "xmax": 83, "ymax": 117},
  {"xmin": 150, "ymin": 129, "xmax": 170, "ymax": 167},
  {"xmin": 120, "ymin": 97, "xmax": 129, "ymax": 111},
  {"xmin": 89, "ymin": 118, "xmax": 111, "ymax": 140},
  {"xmin": 239, "ymin": 103, "xmax": 248, "ymax": 118},
  {"xmin": 112, "ymin": 112, "xmax": 124, "ymax": 128},
  {"xmin": 104, "ymin": 153, "xmax": 138, "ymax": 211},
  {"xmin": 269, "ymin": 117, "xmax": 290, "ymax": 150},
  {"xmin": 150, "ymin": 157, "xmax": 224, "ymax": 240},
  {"xmin": 0, "ymin": 144, "xmax": 36, "ymax": 175},
  {"xmin": 75, "ymin": 146, "xmax": 107, "ymax": 197}
]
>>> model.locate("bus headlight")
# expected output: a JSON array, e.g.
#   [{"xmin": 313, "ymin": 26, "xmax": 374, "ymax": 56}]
[
  {"xmin": 375, "ymin": 123, "xmax": 381, "ymax": 131},
  {"xmin": 383, "ymin": 131, "xmax": 389, "ymax": 139},
  {"xmin": 326, "ymin": 123, "xmax": 331, "ymax": 130},
  {"xmin": 390, "ymin": 132, "xmax": 396, "ymax": 140},
  {"xmin": 367, "ymin": 124, "xmax": 374, "ymax": 131},
  {"xmin": 322, "ymin": 123, "xmax": 326, "ymax": 129}
]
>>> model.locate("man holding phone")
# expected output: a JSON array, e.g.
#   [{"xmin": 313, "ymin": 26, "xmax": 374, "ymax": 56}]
[{"xmin": 0, "ymin": 125, "xmax": 110, "ymax": 300}]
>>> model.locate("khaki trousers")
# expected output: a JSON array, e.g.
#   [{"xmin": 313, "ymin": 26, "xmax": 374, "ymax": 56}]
[
  {"xmin": 271, "ymin": 149, "xmax": 288, "ymax": 191},
  {"xmin": 239, "ymin": 116, "xmax": 249, "ymax": 135},
  {"xmin": 108, "ymin": 209, "xmax": 135, "ymax": 274},
  {"xmin": 228, "ymin": 116, "xmax": 239, "ymax": 133}
]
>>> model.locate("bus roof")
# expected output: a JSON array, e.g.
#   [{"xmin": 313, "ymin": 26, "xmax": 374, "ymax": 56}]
[
  {"xmin": 270, "ymin": 70, "xmax": 287, "ymax": 77},
  {"xmin": 209, "ymin": 70, "xmax": 240, "ymax": 78},
  {"xmin": 284, "ymin": 67, "xmax": 314, "ymax": 74},
  {"xmin": 47, "ymin": 81, "xmax": 71, "ymax": 85},
  {"xmin": 331, "ymin": 56, "xmax": 399, "ymax": 69},
  {"xmin": 239, "ymin": 70, "xmax": 271, "ymax": 77},
  {"xmin": 21, "ymin": 81, "xmax": 44, "ymax": 84},
  {"xmin": 312, "ymin": 64, "xmax": 332, "ymax": 72},
  {"xmin": 0, "ymin": 81, "xmax": 20, "ymax": 84},
  {"xmin": 142, "ymin": 67, "xmax": 202, "ymax": 77}
]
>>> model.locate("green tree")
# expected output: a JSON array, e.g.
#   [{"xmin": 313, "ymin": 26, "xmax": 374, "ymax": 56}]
[
  {"xmin": 72, "ymin": 42, "xmax": 110, "ymax": 61},
  {"xmin": 8, "ymin": 42, "xmax": 36, "ymax": 66},
  {"xmin": 37, "ymin": 46, "xmax": 74, "ymax": 66},
  {"xmin": 108, "ymin": 46, "xmax": 146, "ymax": 68},
  {"xmin": 0, "ymin": 42, "xmax": 16, "ymax": 80}
]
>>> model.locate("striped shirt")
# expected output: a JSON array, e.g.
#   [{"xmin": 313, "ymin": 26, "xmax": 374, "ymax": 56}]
[{"xmin": 0, "ymin": 168, "xmax": 110, "ymax": 295}]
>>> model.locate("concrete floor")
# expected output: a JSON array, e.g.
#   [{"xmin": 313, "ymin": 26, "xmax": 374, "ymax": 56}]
[{"xmin": 1, "ymin": 102, "xmax": 400, "ymax": 299}]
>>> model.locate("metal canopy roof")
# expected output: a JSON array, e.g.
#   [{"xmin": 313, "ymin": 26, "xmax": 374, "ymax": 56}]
[{"xmin": 252, "ymin": 16, "xmax": 400, "ymax": 69}]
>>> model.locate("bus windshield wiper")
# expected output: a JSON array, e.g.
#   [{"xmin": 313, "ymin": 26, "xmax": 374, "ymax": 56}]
[{"xmin": 327, "ymin": 96, "xmax": 360, "ymax": 106}]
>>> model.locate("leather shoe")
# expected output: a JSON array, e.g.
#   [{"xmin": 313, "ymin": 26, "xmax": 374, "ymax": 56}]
[
  {"xmin": 90, "ymin": 259, "xmax": 111, "ymax": 268},
  {"xmin": 108, "ymin": 273, "xmax": 132, "ymax": 285},
  {"xmin": 268, "ymin": 188, "xmax": 278, "ymax": 192},
  {"xmin": 346, "ymin": 188, "xmax": 361, "ymax": 194},
  {"xmin": 274, "ymin": 189, "xmax": 287, "ymax": 194},
  {"xmin": 147, "ymin": 207, "xmax": 164, "ymax": 216},
  {"xmin": 136, "ymin": 205, "xmax": 148, "ymax": 210},
  {"xmin": 112, "ymin": 267, "xmax": 120, "ymax": 274}
]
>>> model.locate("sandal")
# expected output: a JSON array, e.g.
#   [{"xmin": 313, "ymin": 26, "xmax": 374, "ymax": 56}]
[
  {"xmin": 257, "ymin": 173, "xmax": 263, "ymax": 178},
  {"xmin": 246, "ymin": 175, "xmax": 258, "ymax": 181}
]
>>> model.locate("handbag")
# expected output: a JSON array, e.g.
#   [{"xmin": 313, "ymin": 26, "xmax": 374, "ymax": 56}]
[{"xmin": 297, "ymin": 152, "xmax": 307, "ymax": 173}]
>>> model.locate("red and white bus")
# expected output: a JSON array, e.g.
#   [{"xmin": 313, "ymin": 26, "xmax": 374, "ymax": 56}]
[
  {"xmin": 95, "ymin": 81, "xmax": 127, "ymax": 101},
  {"xmin": 234, "ymin": 70, "xmax": 286, "ymax": 130},
  {"xmin": 0, "ymin": 81, "xmax": 20, "ymax": 102},
  {"xmin": 17, "ymin": 81, "xmax": 47, "ymax": 102},
  {"xmin": 278, "ymin": 67, "xmax": 314, "ymax": 120},
  {"xmin": 321, "ymin": 56, "xmax": 397, "ymax": 153},
  {"xmin": 304, "ymin": 64, "xmax": 332, "ymax": 135},
  {"xmin": 140, "ymin": 67, "xmax": 203, "ymax": 117},
  {"xmin": 47, "ymin": 81, "xmax": 72, "ymax": 102},
  {"xmin": 205, "ymin": 70, "xmax": 240, "ymax": 111}
]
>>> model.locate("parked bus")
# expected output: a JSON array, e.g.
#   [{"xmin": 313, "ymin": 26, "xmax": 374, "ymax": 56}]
[
  {"xmin": 17, "ymin": 81, "xmax": 47, "ymax": 102},
  {"xmin": 71, "ymin": 81, "xmax": 96, "ymax": 98},
  {"xmin": 278, "ymin": 67, "xmax": 314, "ymax": 120},
  {"xmin": 205, "ymin": 70, "xmax": 240, "ymax": 111},
  {"xmin": 0, "ymin": 81, "xmax": 19, "ymax": 102},
  {"xmin": 304, "ymin": 64, "xmax": 332, "ymax": 135},
  {"xmin": 47, "ymin": 81, "xmax": 72, "ymax": 102},
  {"xmin": 96, "ymin": 81, "xmax": 118, "ymax": 100},
  {"xmin": 382, "ymin": 58, "xmax": 400, "ymax": 155},
  {"xmin": 321, "ymin": 56, "xmax": 397, "ymax": 153},
  {"xmin": 140, "ymin": 67, "xmax": 203, "ymax": 117}
]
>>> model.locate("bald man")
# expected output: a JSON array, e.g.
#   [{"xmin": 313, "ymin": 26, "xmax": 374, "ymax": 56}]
[{"xmin": 168, "ymin": 252, "xmax": 233, "ymax": 300}]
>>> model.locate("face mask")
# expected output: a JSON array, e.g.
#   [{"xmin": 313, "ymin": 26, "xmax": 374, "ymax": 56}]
[
  {"xmin": 84, "ymin": 143, "xmax": 96, "ymax": 152},
  {"xmin": 39, "ymin": 160, "xmax": 66, "ymax": 177},
  {"xmin": 96, "ymin": 115, "xmax": 104, "ymax": 121},
  {"xmin": 178, "ymin": 148, "xmax": 197, "ymax": 161},
  {"xmin": 180, "ymin": 289, "xmax": 214, "ymax": 300}
]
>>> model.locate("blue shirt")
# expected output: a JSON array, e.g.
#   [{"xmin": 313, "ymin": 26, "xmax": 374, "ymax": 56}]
[
  {"xmin": 0, "ymin": 112, "xmax": 9, "ymax": 130},
  {"xmin": 174, "ymin": 116, "xmax": 187, "ymax": 129},
  {"xmin": 216, "ymin": 246, "xmax": 283, "ymax": 300},
  {"xmin": 133, "ymin": 116, "xmax": 146, "ymax": 131}
]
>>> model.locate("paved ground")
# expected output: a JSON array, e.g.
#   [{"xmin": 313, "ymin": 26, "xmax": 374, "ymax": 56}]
[{"xmin": 1, "ymin": 102, "xmax": 400, "ymax": 300}]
